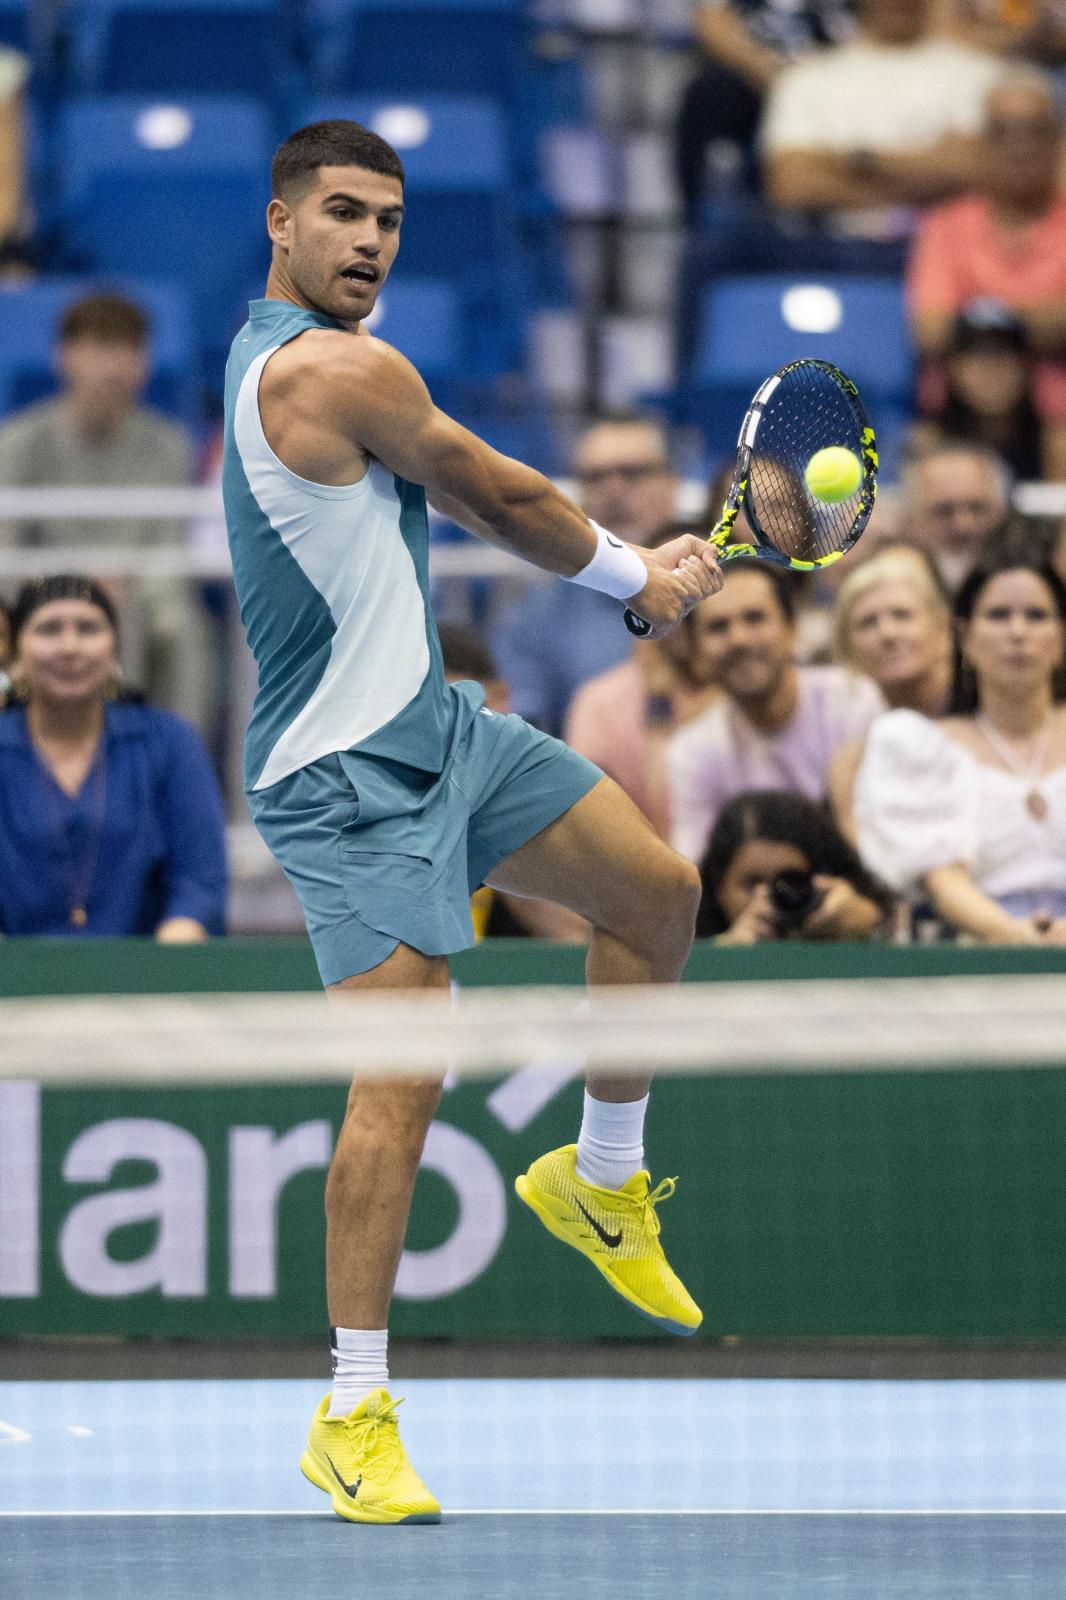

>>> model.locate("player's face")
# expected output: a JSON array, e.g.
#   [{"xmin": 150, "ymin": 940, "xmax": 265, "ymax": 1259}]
[
  {"xmin": 699, "ymin": 569, "xmax": 795, "ymax": 702},
  {"xmin": 963, "ymin": 569, "xmax": 1064, "ymax": 695},
  {"xmin": 272, "ymin": 166, "xmax": 405, "ymax": 324},
  {"xmin": 15, "ymin": 600, "xmax": 117, "ymax": 705},
  {"xmin": 718, "ymin": 838, "xmax": 810, "ymax": 924},
  {"xmin": 846, "ymin": 580, "xmax": 947, "ymax": 689}
]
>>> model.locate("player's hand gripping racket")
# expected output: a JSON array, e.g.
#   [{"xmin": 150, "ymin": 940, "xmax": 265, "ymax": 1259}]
[{"xmin": 624, "ymin": 358, "xmax": 877, "ymax": 637}]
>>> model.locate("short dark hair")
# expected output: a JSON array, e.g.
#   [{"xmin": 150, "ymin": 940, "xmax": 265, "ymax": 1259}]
[
  {"xmin": 696, "ymin": 789, "xmax": 891, "ymax": 937},
  {"xmin": 11, "ymin": 575, "xmax": 119, "ymax": 646},
  {"xmin": 59, "ymin": 293, "xmax": 149, "ymax": 347},
  {"xmin": 722, "ymin": 557, "xmax": 797, "ymax": 624},
  {"xmin": 271, "ymin": 120, "xmax": 405, "ymax": 202}
]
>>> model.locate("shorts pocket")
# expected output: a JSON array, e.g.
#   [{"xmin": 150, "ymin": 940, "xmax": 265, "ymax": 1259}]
[{"xmin": 339, "ymin": 845, "xmax": 473, "ymax": 956}]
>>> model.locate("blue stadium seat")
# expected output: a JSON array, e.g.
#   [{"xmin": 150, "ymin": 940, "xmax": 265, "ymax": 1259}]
[
  {"xmin": 55, "ymin": 97, "xmax": 271, "ymax": 378},
  {"xmin": 676, "ymin": 274, "xmax": 913, "ymax": 464},
  {"xmin": 0, "ymin": 0, "xmax": 28, "ymax": 52},
  {"xmin": 366, "ymin": 276, "xmax": 461, "ymax": 385},
  {"xmin": 0, "ymin": 277, "xmax": 199, "ymax": 427},
  {"xmin": 696, "ymin": 275, "xmax": 912, "ymax": 404},
  {"xmin": 66, "ymin": 0, "xmax": 296, "ymax": 100},
  {"xmin": 310, "ymin": 0, "xmax": 526, "ymax": 97}
]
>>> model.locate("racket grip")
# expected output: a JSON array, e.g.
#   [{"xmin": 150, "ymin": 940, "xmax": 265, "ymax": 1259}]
[{"xmin": 623, "ymin": 607, "xmax": 652, "ymax": 637}]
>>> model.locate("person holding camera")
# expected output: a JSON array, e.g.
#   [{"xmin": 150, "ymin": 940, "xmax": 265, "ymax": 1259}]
[{"xmin": 696, "ymin": 789, "xmax": 893, "ymax": 942}]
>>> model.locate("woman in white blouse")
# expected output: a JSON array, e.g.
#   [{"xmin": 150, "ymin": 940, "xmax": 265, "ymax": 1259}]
[{"xmin": 855, "ymin": 556, "xmax": 1066, "ymax": 943}]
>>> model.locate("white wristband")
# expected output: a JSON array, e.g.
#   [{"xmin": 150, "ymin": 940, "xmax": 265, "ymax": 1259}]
[{"xmin": 566, "ymin": 522, "xmax": 648, "ymax": 602}]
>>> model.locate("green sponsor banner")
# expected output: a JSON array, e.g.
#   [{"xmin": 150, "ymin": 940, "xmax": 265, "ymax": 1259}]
[{"xmin": 3, "ymin": 940, "xmax": 1066, "ymax": 1341}]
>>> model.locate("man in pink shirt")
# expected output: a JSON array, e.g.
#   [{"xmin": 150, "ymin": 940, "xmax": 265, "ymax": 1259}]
[
  {"xmin": 666, "ymin": 562, "xmax": 884, "ymax": 863},
  {"xmin": 564, "ymin": 599, "xmax": 721, "ymax": 838},
  {"xmin": 908, "ymin": 71, "xmax": 1066, "ymax": 468}
]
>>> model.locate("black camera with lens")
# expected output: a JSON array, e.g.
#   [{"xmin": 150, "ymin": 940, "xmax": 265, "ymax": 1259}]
[{"xmin": 767, "ymin": 869, "xmax": 823, "ymax": 937}]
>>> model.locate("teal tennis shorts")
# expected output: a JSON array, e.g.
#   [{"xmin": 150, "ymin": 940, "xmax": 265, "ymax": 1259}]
[{"xmin": 247, "ymin": 693, "xmax": 602, "ymax": 986}]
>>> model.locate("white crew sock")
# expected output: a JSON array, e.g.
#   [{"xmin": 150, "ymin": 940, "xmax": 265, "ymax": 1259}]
[
  {"xmin": 327, "ymin": 1326, "xmax": 389, "ymax": 1418},
  {"xmin": 575, "ymin": 1091, "xmax": 649, "ymax": 1190}
]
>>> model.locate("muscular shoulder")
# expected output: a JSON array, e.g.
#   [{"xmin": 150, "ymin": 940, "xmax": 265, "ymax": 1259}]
[{"xmin": 262, "ymin": 326, "xmax": 407, "ymax": 405}]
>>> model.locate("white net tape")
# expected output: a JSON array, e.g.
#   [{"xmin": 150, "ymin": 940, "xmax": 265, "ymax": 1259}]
[{"xmin": 2, "ymin": 975, "xmax": 1066, "ymax": 1085}]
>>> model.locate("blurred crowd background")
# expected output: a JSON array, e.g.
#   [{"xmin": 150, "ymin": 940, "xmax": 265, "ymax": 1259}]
[{"xmin": 2, "ymin": 0, "xmax": 1066, "ymax": 950}]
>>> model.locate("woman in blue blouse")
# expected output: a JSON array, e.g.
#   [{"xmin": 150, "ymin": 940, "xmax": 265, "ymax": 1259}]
[{"xmin": 0, "ymin": 575, "xmax": 227, "ymax": 939}]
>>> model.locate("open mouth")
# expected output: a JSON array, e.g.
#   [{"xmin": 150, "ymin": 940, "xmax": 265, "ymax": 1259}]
[{"xmin": 340, "ymin": 265, "xmax": 379, "ymax": 286}]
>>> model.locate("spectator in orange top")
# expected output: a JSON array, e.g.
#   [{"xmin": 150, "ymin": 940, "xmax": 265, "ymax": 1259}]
[{"xmin": 908, "ymin": 70, "xmax": 1066, "ymax": 478}]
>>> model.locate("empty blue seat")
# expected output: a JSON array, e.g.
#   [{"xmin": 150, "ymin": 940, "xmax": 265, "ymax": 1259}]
[
  {"xmin": 55, "ymin": 97, "xmax": 271, "ymax": 376},
  {"xmin": 366, "ymin": 276, "xmax": 461, "ymax": 384},
  {"xmin": 310, "ymin": 0, "xmax": 525, "ymax": 96},
  {"xmin": 0, "ymin": 277, "xmax": 199, "ymax": 427},
  {"xmin": 0, "ymin": 0, "xmax": 28, "ymax": 53},
  {"xmin": 696, "ymin": 275, "xmax": 912, "ymax": 405},
  {"xmin": 66, "ymin": 0, "xmax": 295, "ymax": 99}
]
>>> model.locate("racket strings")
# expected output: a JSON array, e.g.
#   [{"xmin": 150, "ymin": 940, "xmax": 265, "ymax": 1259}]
[{"xmin": 748, "ymin": 365, "xmax": 867, "ymax": 562}]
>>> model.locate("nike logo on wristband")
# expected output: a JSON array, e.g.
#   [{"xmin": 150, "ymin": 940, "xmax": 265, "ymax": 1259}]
[
  {"xmin": 576, "ymin": 1200, "xmax": 624, "ymax": 1249},
  {"xmin": 605, "ymin": 534, "xmax": 623, "ymax": 548}
]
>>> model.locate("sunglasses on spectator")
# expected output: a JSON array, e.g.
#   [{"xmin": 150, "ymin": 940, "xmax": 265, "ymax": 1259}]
[{"xmin": 578, "ymin": 460, "xmax": 670, "ymax": 488}]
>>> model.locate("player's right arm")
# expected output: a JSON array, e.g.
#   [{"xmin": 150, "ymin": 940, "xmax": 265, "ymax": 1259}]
[{"xmin": 265, "ymin": 328, "xmax": 722, "ymax": 636}]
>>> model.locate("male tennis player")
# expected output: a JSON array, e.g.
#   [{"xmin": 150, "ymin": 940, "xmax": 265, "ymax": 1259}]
[{"xmin": 223, "ymin": 120, "xmax": 722, "ymax": 1525}]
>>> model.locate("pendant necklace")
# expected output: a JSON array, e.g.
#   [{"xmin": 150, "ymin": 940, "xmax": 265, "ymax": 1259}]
[
  {"xmin": 976, "ymin": 712, "xmax": 1053, "ymax": 822},
  {"xmin": 38, "ymin": 733, "xmax": 109, "ymax": 927}
]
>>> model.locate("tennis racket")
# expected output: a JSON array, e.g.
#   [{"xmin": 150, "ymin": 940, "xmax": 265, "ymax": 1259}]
[{"xmin": 624, "ymin": 358, "xmax": 877, "ymax": 637}]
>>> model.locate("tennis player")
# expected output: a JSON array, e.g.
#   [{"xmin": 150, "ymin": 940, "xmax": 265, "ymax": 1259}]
[{"xmin": 223, "ymin": 120, "xmax": 722, "ymax": 1525}]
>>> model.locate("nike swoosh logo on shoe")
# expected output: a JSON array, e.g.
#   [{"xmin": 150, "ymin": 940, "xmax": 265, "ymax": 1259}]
[
  {"xmin": 325, "ymin": 1455, "xmax": 363, "ymax": 1498},
  {"xmin": 575, "ymin": 1199, "xmax": 623, "ymax": 1249}
]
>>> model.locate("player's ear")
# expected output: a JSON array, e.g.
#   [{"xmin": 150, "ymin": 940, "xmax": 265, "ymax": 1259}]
[{"xmin": 266, "ymin": 197, "xmax": 293, "ymax": 249}]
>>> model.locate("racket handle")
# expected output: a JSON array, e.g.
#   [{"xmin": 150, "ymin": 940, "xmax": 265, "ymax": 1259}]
[{"xmin": 623, "ymin": 607, "xmax": 652, "ymax": 637}]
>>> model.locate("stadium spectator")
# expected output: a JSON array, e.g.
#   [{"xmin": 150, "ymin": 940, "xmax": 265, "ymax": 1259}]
[
  {"xmin": 929, "ymin": 0, "xmax": 1066, "ymax": 62},
  {"xmin": 855, "ymin": 555, "xmax": 1066, "ymax": 941},
  {"xmin": 761, "ymin": 0, "xmax": 1003, "ymax": 265},
  {"xmin": 911, "ymin": 302, "xmax": 1045, "ymax": 481},
  {"xmin": 0, "ymin": 45, "xmax": 30, "ymax": 274},
  {"xmin": 0, "ymin": 292, "xmax": 209, "ymax": 723},
  {"xmin": 675, "ymin": 0, "xmax": 854, "ymax": 217},
  {"xmin": 493, "ymin": 411, "xmax": 679, "ymax": 736},
  {"xmin": 0, "ymin": 294, "xmax": 193, "ymax": 548},
  {"xmin": 696, "ymin": 788, "xmax": 891, "ymax": 940},
  {"xmin": 908, "ymin": 72, "xmax": 1066, "ymax": 476},
  {"xmin": 832, "ymin": 545, "xmax": 953, "ymax": 716},
  {"xmin": 565, "ymin": 542, "xmax": 721, "ymax": 835},
  {"xmin": 0, "ymin": 576, "xmax": 227, "ymax": 941},
  {"xmin": 828, "ymin": 543, "xmax": 954, "ymax": 834},
  {"xmin": 900, "ymin": 442, "xmax": 1011, "ymax": 591},
  {"xmin": 437, "ymin": 620, "xmax": 587, "ymax": 942},
  {"xmin": 665, "ymin": 559, "xmax": 884, "ymax": 863}
]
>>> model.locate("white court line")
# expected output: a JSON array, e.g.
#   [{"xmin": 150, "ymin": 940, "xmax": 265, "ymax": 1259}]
[{"xmin": 3, "ymin": 1508, "xmax": 1066, "ymax": 1518}]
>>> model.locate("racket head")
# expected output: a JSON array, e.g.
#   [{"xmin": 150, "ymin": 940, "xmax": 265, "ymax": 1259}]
[{"xmin": 713, "ymin": 359, "xmax": 877, "ymax": 572}]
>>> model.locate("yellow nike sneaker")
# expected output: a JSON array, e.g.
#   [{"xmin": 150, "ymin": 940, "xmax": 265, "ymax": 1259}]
[
  {"xmin": 515, "ymin": 1144, "xmax": 703, "ymax": 1336},
  {"xmin": 300, "ymin": 1389, "xmax": 441, "ymax": 1524}
]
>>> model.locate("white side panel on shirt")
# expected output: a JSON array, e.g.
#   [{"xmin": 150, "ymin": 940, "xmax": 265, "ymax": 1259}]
[{"xmin": 234, "ymin": 346, "xmax": 430, "ymax": 791}]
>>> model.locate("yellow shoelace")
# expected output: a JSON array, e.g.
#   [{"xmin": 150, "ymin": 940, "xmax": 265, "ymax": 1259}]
[
  {"xmin": 341, "ymin": 1396, "xmax": 406, "ymax": 1480},
  {"xmin": 641, "ymin": 1176, "xmax": 678, "ymax": 1239}
]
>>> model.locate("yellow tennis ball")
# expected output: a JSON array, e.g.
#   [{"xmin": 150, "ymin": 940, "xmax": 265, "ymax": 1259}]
[{"xmin": 804, "ymin": 446, "xmax": 862, "ymax": 504}]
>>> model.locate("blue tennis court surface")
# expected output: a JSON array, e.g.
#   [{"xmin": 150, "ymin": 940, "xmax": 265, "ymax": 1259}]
[{"xmin": 3, "ymin": 1378, "xmax": 1066, "ymax": 1597}]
